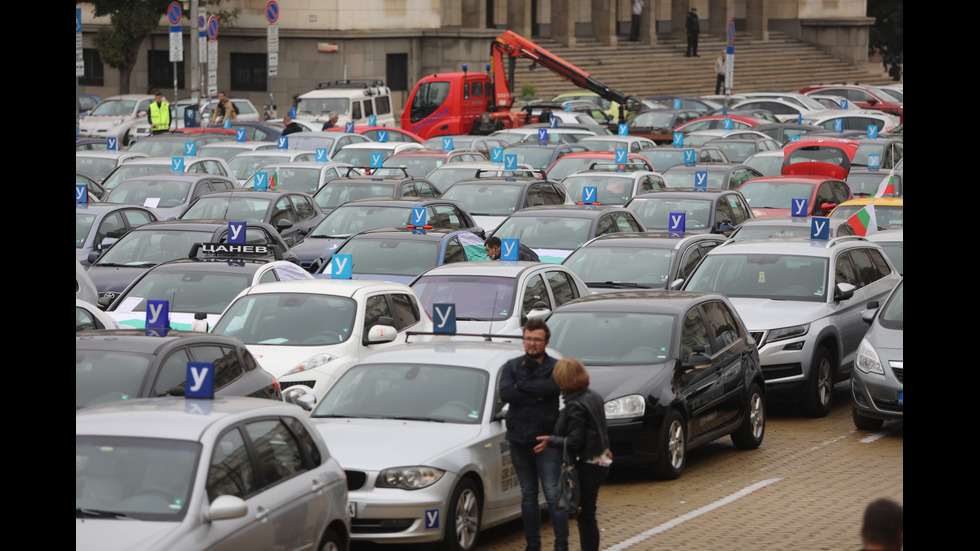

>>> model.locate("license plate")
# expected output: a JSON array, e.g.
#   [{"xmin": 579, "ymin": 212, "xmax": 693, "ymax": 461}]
[
  {"xmin": 898, "ymin": 392, "xmax": 902, "ymax": 405},
  {"xmin": 347, "ymin": 502, "xmax": 357, "ymax": 518}
]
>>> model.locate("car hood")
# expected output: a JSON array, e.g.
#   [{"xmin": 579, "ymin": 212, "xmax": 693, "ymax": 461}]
[
  {"xmin": 728, "ymin": 297, "xmax": 830, "ymax": 330},
  {"xmin": 76, "ymin": 519, "xmax": 179, "ymax": 551},
  {"xmin": 289, "ymin": 237, "xmax": 346, "ymax": 264},
  {"xmin": 87, "ymin": 265, "xmax": 152, "ymax": 294},
  {"xmin": 585, "ymin": 362, "xmax": 671, "ymax": 402},
  {"xmin": 867, "ymin": 323, "xmax": 903, "ymax": 357},
  {"xmin": 313, "ymin": 419, "xmax": 484, "ymax": 470},
  {"xmin": 244, "ymin": 342, "xmax": 357, "ymax": 378},
  {"xmin": 108, "ymin": 311, "xmax": 221, "ymax": 332},
  {"xmin": 79, "ymin": 116, "xmax": 133, "ymax": 130}
]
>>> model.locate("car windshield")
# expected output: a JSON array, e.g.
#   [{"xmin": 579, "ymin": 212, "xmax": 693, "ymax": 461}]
[
  {"xmin": 877, "ymin": 241, "xmax": 903, "ymax": 274},
  {"xmin": 106, "ymin": 179, "xmax": 192, "ymax": 208},
  {"xmin": 564, "ymin": 245, "xmax": 675, "ymax": 287},
  {"xmin": 829, "ymin": 204, "xmax": 904, "ymax": 229},
  {"xmin": 381, "ymin": 156, "xmax": 444, "ymax": 178},
  {"xmin": 412, "ymin": 275, "xmax": 517, "ymax": 321},
  {"xmin": 662, "ymin": 169, "xmax": 727, "ymax": 189},
  {"xmin": 181, "ymin": 196, "xmax": 272, "ymax": 221},
  {"xmin": 76, "ymin": 157, "xmax": 120, "ymax": 182},
  {"xmin": 89, "ymin": 99, "xmax": 136, "ymax": 117},
  {"xmin": 313, "ymin": 363, "xmax": 489, "ymax": 424},
  {"xmin": 847, "ymin": 173, "xmax": 896, "ymax": 197},
  {"xmin": 686, "ymin": 254, "xmax": 829, "ymax": 302},
  {"xmin": 627, "ymin": 198, "xmax": 712, "ymax": 230},
  {"xmin": 295, "ymin": 97, "xmax": 350, "ymax": 118},
  {"xmin": 334, "ymin": 238, "xmax": 440, "ymax": 276},
  {"xmin": 744, "ymin": 154, "xmax": 784, "ymax": 176},
  {"xmin": 75, "ymin": 350, "xmax": 153, "ymax": 408},
  {"xmin": 630, "ymin": 111, "xmax": 677, "ymax": 129},
  {"xmin": 738, "ymin": 181, "xmax": 815, "ymax": 209},
  {"xmin": 564, "ymin": 175, "xmax": 634, "ymax": 205},
  {"xmin": 102, "ymin": 165, "xmax": 174, "ymax": 190},
  {"xmin": 879, "ymin": 280, "xmax": 903, "ymax": 329},
  {"xmin": 507, "ymin": 146, "xmax": 560, "ymax": 170},
  {"xmin": 314, "ymin": 182, "xmax": 396, "ymax": 210},
  {"xmin": 493, "ymin": 216, "xmax": 593, "ymax": 249},
  {"xmin": 76, "ymin": 435, "xmax": 199, "ymax": 521},
  {"xmin": 637, "ymin": 149, "xmax": 686, "ymax": 172},
  {"xmin": 76, "ymin": 213, "xmax": 97, "ymax": 248},
  {"xmin": 548, "ymin": 157, "xmax": 623, "ymax": 181},
  {"xmin": 244, "ymin": 167, "xmax": 321, "ymax": 194},
  {"xmin": 442, "ymin": 183, "xmax": 523, "ymax": 216},
  {"xmin": 112, "ymin": 271, "xmax": 253, "ymax": 315},
  {"xmin": 96, "ymin": 230, "xmax": 214, "ymax": 267},
  {"xmin": 212, "ymin": 293, "xmax": 357, "ymax": 346},
  {"xmin": 128, "ymin": 140, "xmax": 188, "ymax": 157},
  {"xmin": 548, "ymin": 312, "xmax": 675, "ymax": 364},
  {"xmin": 711, "ymin": 142, "xmax": 758, "ymax": 163},
  {"xmin": 310, "ymin": 205, "xmax": 412, "ymax": 238},
  {"xmin": 331, "ymin": 148, "xmax": 390, "ymax": 166},
  {"xmin": 851, "ymin": 144, "xmax": 886, "ymax": 168},
  {"xmin": 229, "ymin": 155, "xmax": 294, "ymax": 180}
]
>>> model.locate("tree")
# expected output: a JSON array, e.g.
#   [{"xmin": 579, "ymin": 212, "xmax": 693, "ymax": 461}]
[{"xmin": 87, "ymin": 0, "xmax": 172, "ymax": 94}]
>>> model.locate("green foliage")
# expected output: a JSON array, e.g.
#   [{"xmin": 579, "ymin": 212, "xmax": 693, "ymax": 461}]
[
  {"xmin": 518, "ymin": 82, "xmax": 538, "ymax": 101},
  {"xmin": 868, "ymin": 0, "xmax": 903, "ymax": 56}
]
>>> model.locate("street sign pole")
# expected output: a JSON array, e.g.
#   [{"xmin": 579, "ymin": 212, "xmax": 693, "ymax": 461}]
[
  {"xmin": 168, "ymin": 3, "xmax": 183, "ymax": 105},
  {"xmin": 207, "ymin": 16, "xmax": 219, "ymax": 98},
  {"xmin": 725, "ymin": 18, "xmax": 735, "ymax": 106},
  {"xmin": 266, "ymin": 2, "xmax": 280, "ymax": 121}
]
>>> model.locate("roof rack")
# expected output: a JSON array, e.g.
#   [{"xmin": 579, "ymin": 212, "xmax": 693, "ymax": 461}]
[
  {"xmin": 315, "ymin": 80, "xmax": 388, "ymax": 95},
  {"xmin": 187, "ymin": 242, "xmax": 285, "ymax": 260},
  {"xmin": 405, "ymin": 331, "xmax": 524, "ymax": 343},
  {"xmin": 344, "ymin": 166, "xmax": 409, "ymax": 178}
]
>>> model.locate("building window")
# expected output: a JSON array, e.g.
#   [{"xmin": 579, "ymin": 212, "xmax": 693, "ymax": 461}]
[
  {"xmin": 80, "ymin": 48, "xmax": 104, "ymax": 86},
  {"xmin": 231, "ymin": 53, "xmax": 267, "ymax": 91},
  {"xmin": 148, "ymin": 50, "xmax": 185, "ymax": 90}
]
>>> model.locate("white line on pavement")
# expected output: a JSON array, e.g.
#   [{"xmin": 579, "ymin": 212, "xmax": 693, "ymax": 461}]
[{"xmin": 603, "ymin": 478, "xmax": 783, "ymax": 551}]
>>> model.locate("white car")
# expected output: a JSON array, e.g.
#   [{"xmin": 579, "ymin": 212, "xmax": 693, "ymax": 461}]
[
  {"xmin": 293, "ymin": 80, "xmax": 396, "ymax": 127},
  {"xmin": 77, "ymin": 94, "xmax": 155, "ymax": 147},
  {"xmin": 308, "ymin": 340, "xmax": 554, "ymax": 551},
  {"xmin": 212, "ymin": 279, "xmax": 433, "ymax": 401},
  {"xmin": 76, "ymin": 298, "xmax": 122, "ymax": 331}
]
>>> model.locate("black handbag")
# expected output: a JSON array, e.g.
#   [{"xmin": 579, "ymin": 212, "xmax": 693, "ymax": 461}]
[{"xmin": 556, "ymin": 440, "xmax": 580, "ymax": 515}]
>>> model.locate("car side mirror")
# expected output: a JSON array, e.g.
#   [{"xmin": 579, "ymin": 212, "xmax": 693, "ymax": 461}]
[
  {"xmin": 861, "ymin": 300, "xmax": 880, "ymax": 324},
  {"xmin": 521, "ymin": 302, "xmax": 551, "ymax": 326},
  {"xmin": 668, "ymin": 278, "xmax": 685, "ymax": 290},
  {"xmin": 683, "ymin": 345, "xmax": 711, "ymax": 370},
  {"xmin": 834, "ymin": 282, "xmax": 856, "ymax": 302},
  {"xmin": 206, "ymin": 495, "xmax": 248, "ymax": 522},
  {"xmin": 820, "ymin": 202, "xmax": 837, "ymax": 214},
  {"xmin": 365, "ymin": 317, "xmax": 397, "ymax": 344},
  {"xmin": 276, "ymin": 219, "xmax": 294, "ymax": 232}
]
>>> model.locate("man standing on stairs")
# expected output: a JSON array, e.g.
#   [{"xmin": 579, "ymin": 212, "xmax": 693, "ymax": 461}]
[
  {"xmin": 630, "ymin": 0, "xmax": 643, "ymax": 42},
  {"xmin": 715, "ymin": 49, "xmax": 726, "ymax": 93},
  {"xmin": 686, "ymin": 7, "xmax": 700, "ymax": 57}
]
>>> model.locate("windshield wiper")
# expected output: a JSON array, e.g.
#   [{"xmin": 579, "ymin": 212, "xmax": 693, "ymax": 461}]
[
  {"xmin": 587, "ymin": 281, "xmax": 656, "ymax": 289},
  {"xmin": 381, "ymin": 415, "xmax": 446, "ymax": 422},
  {"xmin": 76, "ymin": 508, "xmax": 137, "ymax": 520}
]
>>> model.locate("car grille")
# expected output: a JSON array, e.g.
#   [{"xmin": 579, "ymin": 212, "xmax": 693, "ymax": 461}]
[
  {"xmin": 749, "ymin": 331, "xmax": 766, "ymax": 347},
  {"xmin": 761, "ymin": 363, "xmax": 803, "ymax": 380},
  {"xmin": 890, "ymin": 361, "xmax": 903, "ymax": 384},
  {"xmin": 351, "ymin": 518, "xmax": 415, "ymax": 534},
  {"xmin": 345, "ymin": 470, "xmax": 367, "ymax": 491},
  {"xmin": 279, "ymin": 380, "xmax": 316, "ymax": 390},
  {"xmin": 872, "ymin": 397, "xmax": 903, "ymax": 414}
]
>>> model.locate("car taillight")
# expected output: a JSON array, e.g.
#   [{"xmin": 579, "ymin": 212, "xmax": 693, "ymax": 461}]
[{"xmin": 271, "ymin": 376, "xmax": 282, "ymax": 394}]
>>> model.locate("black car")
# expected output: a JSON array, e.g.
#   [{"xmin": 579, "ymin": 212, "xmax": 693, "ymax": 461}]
[
  {"xmin": 290, "ymin": 197, "xmax": 484, "ymax": 270},
  {"xmin": 311, "ymin": 173, "xmax": 442, "ymax": 214},
  {"xmin": 76, "ymin": 202, "xmax": 157, "ymax": 266},
  {"xmin": 562, "ymin": 232, "xmax": 726, "ymax": 292},
  {"xmin": 502, "ymin": 142, "xmax": 589, "ymax": 171},
  {"xmin": 75, "ymin": 330, "xmax": 282, "ymax": 410},
  {"xmin": 662, "ymin": 163, "xmax": 764, "ymax": 190},
  {"xmin": 546, "ymin": 291, "xmax": 766, "ymax": 478},
  {"xmin": 87, "ymin": 219, "xmax": 296, "ymax": 306},
  {"xmin": 626, "ymin": 188, "xmax": 754, "ymax": 234},
  {"xmin": 180, "ymin": 188, "xmax": 325, "ymax": 246},
  {"xmin": 442, "ymin": 176, "xmax": 568, "ymax": 233}
]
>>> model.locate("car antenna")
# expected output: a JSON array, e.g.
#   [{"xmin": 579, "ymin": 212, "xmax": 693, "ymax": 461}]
[{"xmin": 485, "ymin": 290, "xmax": 501, "ymax": 340}]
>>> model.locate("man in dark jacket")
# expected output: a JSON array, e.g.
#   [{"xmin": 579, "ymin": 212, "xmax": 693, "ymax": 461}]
[
  {"xmin": 485, "ymin": 236, "xmax": 540, "ymax": 262},
  {"xmin": 686, "ymin": 7, "xmax": 700, "ymax": 57},
  {"xmin": 499, "ymin": 319, "xmax": 568, "ymax": 551}
]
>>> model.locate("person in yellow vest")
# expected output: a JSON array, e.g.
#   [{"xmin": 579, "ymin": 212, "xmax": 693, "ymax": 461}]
[{"xmin": 149, "ymin": 92, "xmax": 171, "ymax": 135}]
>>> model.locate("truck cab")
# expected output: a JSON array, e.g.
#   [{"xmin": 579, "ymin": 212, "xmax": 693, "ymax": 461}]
[{"xmin": 401, "ymin": 72, "xmax": 497, "ymax": 140}]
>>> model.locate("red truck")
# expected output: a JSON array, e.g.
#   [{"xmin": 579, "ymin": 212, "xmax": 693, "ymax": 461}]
[{"xmin": 401, "ymin": 31, "xmax": 640, "ymax": 140}]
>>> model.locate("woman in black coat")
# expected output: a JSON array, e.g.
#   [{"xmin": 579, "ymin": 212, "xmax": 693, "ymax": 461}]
[{"xmin": 534, "ymin": 358, "xmax": 612, "ymax": 551}]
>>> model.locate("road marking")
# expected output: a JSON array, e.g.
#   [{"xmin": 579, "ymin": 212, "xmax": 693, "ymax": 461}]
[
  {"xmin": 810, "ymin": 435, "xmax": 847, "ymax": 451},
  {"xmin": 604, "ymin": 478, "xmax": 782, "ymax": 550},
  {"xmin": 858, "ymin": 430, "xmax": 888, "ymax": 443}
]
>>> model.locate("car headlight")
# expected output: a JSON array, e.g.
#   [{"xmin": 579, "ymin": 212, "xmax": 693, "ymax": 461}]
[
  {"xmin": 766, "ymin": 323, "xmax": 810, "ymax": 344},
  {"xmin": 284, "ymin": 353, "xmax": 337, "ymax": 376},
  {"xmin": 111, "ymin": 119, "xmax": 122, "ymax": 127},
  {"xmin": 855, "ymin": 338, "xmax": 884, "ymax": 375},
  {"xmin": 604, "ymin": 394, "xmax": 645, "ymax": 419},
  {"xmin": 376, "ymin": 467, "xmax": 445, "ymax": 490}
]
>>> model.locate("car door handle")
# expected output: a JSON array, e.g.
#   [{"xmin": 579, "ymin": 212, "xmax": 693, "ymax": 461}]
[
  {"xmin": 255, "ymin": 505, "xmax": 270, "ymax": 520},
  {"xmin": 311, "ymin": 478, "xmax": 325, "ymax": 492}
]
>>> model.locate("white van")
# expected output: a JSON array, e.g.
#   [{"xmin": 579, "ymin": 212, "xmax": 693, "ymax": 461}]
[{"xmin": 293, "ymin": 80, "xmax": 395, "ymax": 128}]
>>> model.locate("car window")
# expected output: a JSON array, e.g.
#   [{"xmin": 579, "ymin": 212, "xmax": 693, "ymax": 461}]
[
  {"xmin": 834, "ymin": 252, "xmax": 859, "ymax": 287},
  {"xmin": 701, "ymin": 301, "xmax": 742, "ymax": 351},
  {"xmin": 286, "ymin": 417, "xmax": 322, "ymax": 466},
  {"xmin": 154, "ymin": 348, "xmax": 193, "ymax": 396},
  {"xmin": 76, "ymin": 307, "xmax": 106, "ymax": 331},
  {"xmin": 96, "ymin": 212, "xmax": 127, "ymax": 246},
  {"xmin": 189, "ymin": 345, "xmax": 244, "ymax": 389},
  {"xmin": 523, "ymin": 274, "xmax": 552, "ymax": 313},
  {"xmin": 389, "ymin": 293, "xmax": 421, "ymax": 330},
  {"xmin": 244, "ymin": 419, "xmax": 306, "ymax": 487},
  {"xmin": 545, "ymin": 270, "xmax": 579, "ymax": 306},
  {"xmin": 364, "ymin": 295, "xmax": 394, "ymax": 333},
  {"xmin": 849, "ymin": 248, "xmax": 884, "ymax": 288},
  {"xmin": 679, "ymin": 245, "xmax": 704, "ymax": 280},
  {"xmin": 681, "ymin": 308, "xmax": 712, "ymax": 360},
  {"xmin": 443, "ymin": 236, "xmax": 467, "ymax": 264},
  {"xmin": 207, "ymin": 427, "xmax": 256, "ymax": 501}
]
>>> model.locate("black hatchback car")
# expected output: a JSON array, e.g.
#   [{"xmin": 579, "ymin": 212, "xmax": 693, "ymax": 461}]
[
  {"xmin": 546, "ymin": 291, "xmax": 766, "ymax": 479},
  {"xmin": 75, "ymin": 330, "xmax": 282, "ymax": 410}
]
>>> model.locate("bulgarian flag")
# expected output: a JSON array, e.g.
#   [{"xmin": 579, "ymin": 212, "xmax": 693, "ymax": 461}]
[
  {"xmin": 270, "ymin": 169, "xmax": 279, "ymax": 189},
  {"xmin": 847, "ymin": 203, "xmax": 877, "ymax": 236},
  {"xmin": 874, "ymin": 169, "xmax": 896, "ymax": 198}
]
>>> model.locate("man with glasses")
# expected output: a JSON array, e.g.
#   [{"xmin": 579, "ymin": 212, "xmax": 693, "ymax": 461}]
[{"xmin": 499, "ymin": 319, "xmax": 568, "ymax": 551}]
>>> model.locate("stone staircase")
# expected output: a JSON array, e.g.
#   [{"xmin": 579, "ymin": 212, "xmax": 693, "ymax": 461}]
[{"xmin": 510, "ymin": 31, "xmax": 894, "ymax": 100}]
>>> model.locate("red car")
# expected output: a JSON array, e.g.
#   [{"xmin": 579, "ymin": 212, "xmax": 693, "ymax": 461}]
[
  {"xmin": 545, "ymin": 151, "xmax": 654, "ymax": 181},
  {"xmin": 737, "ymin": 175, "xmax": 852, "ymax": 218},
  {"xmin": 674, "ymin": 114, "xmax": 770, "ymax": 134},
  {"xmin": 799, "ymin": 85, "xmax": 903, "ymax": 121},
  {"xmin": 323, "ymin": 125, "xmax": 424, "ymax": 143}
]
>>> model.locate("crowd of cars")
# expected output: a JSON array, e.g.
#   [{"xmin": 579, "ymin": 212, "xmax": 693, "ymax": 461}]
[{"xmin": 77, "ymin": 82, "xmax": 902, "ymax": 551}]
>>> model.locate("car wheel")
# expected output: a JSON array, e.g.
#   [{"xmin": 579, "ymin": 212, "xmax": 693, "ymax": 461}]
[
  {"xmin": 852, "ymin": 402, "xmax": 884, "ymax": 431},
  {"xmin": 731, "ymin": 383, "xmax": 765, "ymax": 450},
  {"xmin": 319, "ymin": 528, "xmax": 342, "ymax": 551},
  {"xmin": 803, "ymin": 346, "xmax": 834, "ymax": 417},
  {"xmin": 440, "ymin": 479, "xmax": 481, "ymax": 551},
  {"xmin": 654, "ymin": 409, "xmax": 686, "ymax": 480}
]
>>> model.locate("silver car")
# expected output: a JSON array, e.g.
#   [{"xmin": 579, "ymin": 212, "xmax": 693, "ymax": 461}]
[
  {"xmin": 76, "ymin": 397, "xmax": 350, "ymax": 551},
  {"xmin": 851, "ymin": 278, "xmax": 903, "ymax": 430},
  {"xmin": 683, "ymin": 236, "xmax": 901, "ymax": 416},
  {"xmin": 308, "ymin": 341, "xmax": 551, "ymax": 551}
]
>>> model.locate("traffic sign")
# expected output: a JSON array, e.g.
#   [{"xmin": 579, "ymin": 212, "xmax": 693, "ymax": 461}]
[
  {"xmin": 266, "ymin": 1, "xmax": 280, "ymax": 24},
  {"xmin": 168, "ymin": 2, "xmax": 182, "ymax": 25},
  {"xmin": 728, "ymin": 18, "xmax": 735, "ymax": 46},
  {"xmin": 207, "ymin": 16, "xmax": 219, "ymax": 40}
]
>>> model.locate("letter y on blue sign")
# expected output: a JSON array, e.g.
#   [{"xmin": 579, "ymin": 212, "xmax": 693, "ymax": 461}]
[
  {"xmin": 172, "ymin": 157, "xmax": 185, "ymax": 172},
  {"xmin": 583, "ymin": 186, "xmax": 597, "ymax": 204},
  {"xmin": 834, "ymin": 119, "xmax": 843, "ymax": 132},
  {"xmin": 278, "ymin": 136, "xmax": 288, "ymax": 149},
  {"xmin": 537, "ymin": 129, "xmax": 548, "ymax": 141},
  {"xmin": 370, "ymin": 153, "xmax": 383, "ymax": 168},
  {"xmin": 491, "ymin": 147, "xmax": 503, "ymax": 162},
  {"xmin": 673, "ymin": 98, "xmax": 682, "ymax": 109},
  {"xmin": 442, "ymin": 137, "xmax": 453, "ymax": 151},
  {"xmin": 810, "ymin": 217, "xmax": 829, "ymax": 240},
  {"xmin": 76, "ymin": 184, "xmax": 87, "ymax": 203},
  {"xmin": 185, "ymin": 142, "xmax": 196, "ymax": 156},
  {"xmin": 432, "ymin": 303, "xmax": 456, "ymax": 334},
  {"xmin": 618, "ymin": 124, "xmax": 628, "ymax": 136},
  {"xmin": 185, "ymin": 362, "xmax": 215, "ymax": 398},
  {"xmin": 694, "ymin": 171, "xmax": 708, "ymax": 191},
  {"xmin": 673, "ymin": 133, "xmax": 683, "ymax": 148},
  {"xmin": 501, "ymin": 239, "xmax": 519, "ymax": 261},
  {"xmin": 378, "ymin": 131, "xmax": 388, "ymax": 143},
  {"xmin": 316, "ymin": 148, "xmax": 327, "ymax": 162},
  {"xmin": 550, "ymin": 116, "xmax": 558, "ymax": 128},
  {"xmin": 412, "ymin": 206, "xmax": 427, "ymax": 226},
  {"xmin": 867, "ymin": 125, "xmax": 878, "ymax": 139},
  {"xmin": 146, "ymin": 300, "xmax": 170, "ymax": 329},
  {"xmin": 345, "ymin": 122, "xmax": 355, "ymax": 133},
  {"xmin": 723, "ymin": 118, "xmax": 733, "ymax": 130},
  {"xmin": 615, "ymin": 149, "xmax": 627, "ymax": 163},
  {"xmin": 668, "ymin": 212, "xmax": 685, "ymax": 232},
  {"xmin": 504, "ymin": 154, "xmax": 517, "ymax": 170},
  {"xmin": 332, "ymin": 254, "xmax": 353, "ymax": 279},
  {"xmin": 424, "ymin": 508, "xmax": 440, "ymax": 530},
  {"xmin": 236, "ymin": 129, "xmax": 246, "ymax": 141},
  {"xmin": 791, "ymin": 198, "xmax": 808, "ymax": 217},
  {"xmin": 368, "ymin": 114, "xmax": 377, "ymax": 126},
  {"xmin": 107, "ymin": 137, "xmax": 117, "ymax": 150},
  {"xmin": 840, "ymin": 99, "xmax": 848, "ymax": 109},
  {"xmin": 867, "ymin": 154, "xmax": 881, "ymax": 171},
  {"xmin": 228, "ymin": 221, "xmax": 246, "ymax": 243},
  {"xmin": 684, "ymin": 149, "xmax": 695, "ymax": 165},
  {"xmin": 255, "ymin": 172, "xmax": 268, "ymax": 191}
]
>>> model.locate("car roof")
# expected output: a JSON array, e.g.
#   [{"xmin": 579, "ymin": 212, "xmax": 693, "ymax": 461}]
[
  {"xmin": 556, "ymin": 290, "xmax": 727, "ymax": 315},
  {"xmin": 509, "ymin": 205, "xmax": 633, "ymax": 218},
  {"xmin": 236, "ymin": 278, "xmax": 415, "ymax": 298},
  {"xmin": 711, "ymin": 235, "xmax": 871, "ymax": 256},
  {"xmin": 416, "ymin": 260, "xmax": 552, "ymax": 279},
  {"xmin": 580, "ymin": 231, "xmax": 722, "ymax": 249},
  {"xmin": 351, "ymin": 340, "xmax": 527, "ymax": 369},
  {"xmin": 836, "ymin": 197, "xmax": 903, "ymax": 207},
  {"xmin": 75, "ymin": 329, "xmax": 244, "ymax": 354}
]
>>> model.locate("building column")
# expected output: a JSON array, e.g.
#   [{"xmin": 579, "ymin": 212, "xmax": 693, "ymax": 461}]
[
  {"xmin": 593, "ymin": 0, "xmax": 617, "ymax": 45},
  {"xmin": 507, "ymin": 0, "xmax": 532, "ymax": 38},
  {"xmin": 643, "ymin": 0, "xmax": 658, "ymax": 45},
  {"xmin": 462, "ymin": 0, "xmax": 486, "ymax": 28},
  {"xmin": 745, "ymin": 0, "xmax": 769, "ymax": 41},
  {"xmin": 708, "ymin": 0, "xmax": 734, "ymax": 38},
  {"xmin": 671, "ymin": 0, "xmax": 688, "ymax": 38},
  {"xmin": 552, "ymin": 0, "xmax": 576, "ymax": 47}
]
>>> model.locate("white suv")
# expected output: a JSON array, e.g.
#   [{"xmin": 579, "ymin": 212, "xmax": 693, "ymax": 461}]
[{"xmin": 294, "ymin": 80, "xmax": 395, "ymax": 127}]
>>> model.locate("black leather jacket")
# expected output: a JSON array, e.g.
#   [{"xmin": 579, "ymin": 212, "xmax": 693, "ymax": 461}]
[
  {"xmin": 499, "ymin": 354, "xmax": 560, "ymax": 444},
  {"xmin": 548, "ymin": 388, "xmax": 610, "ymax": 462}
]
